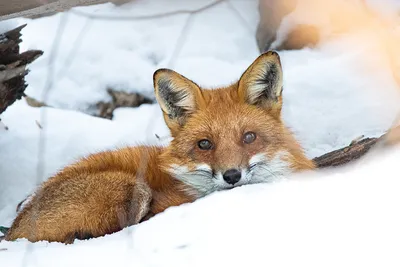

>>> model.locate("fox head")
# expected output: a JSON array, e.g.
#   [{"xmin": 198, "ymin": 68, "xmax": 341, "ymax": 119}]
[{"xmin": 154, "ymin": 51, "xmax": 315, "ymax": 196}]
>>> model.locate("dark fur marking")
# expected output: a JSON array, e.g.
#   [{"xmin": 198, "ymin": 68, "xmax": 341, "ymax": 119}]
[
  {"xmin": 65, "ymin": 231, "xmax": 94, "ymax": 243},
  {"xmin": 158, "ymin": 79, "xmax": 190, "ymax": 122},
  {"xmin": 76, "ymin": 232, "xmax": 94, "ymax": 240},
  {"xmin": 254, "ymin": 63, "xmax": 280, "ymax": 103},
  {"xmin": 16, "ymin": 196, "xmax": 28, "ymax": 212}
]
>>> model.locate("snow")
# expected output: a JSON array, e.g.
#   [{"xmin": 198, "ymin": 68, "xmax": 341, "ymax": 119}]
[
  {"xmin": 0, "ymin": 19, "xmax": 19, "ymax": 34},
  {"xmin": 1, "ymin": 0, "xmax": 400, "ymax": 266}
]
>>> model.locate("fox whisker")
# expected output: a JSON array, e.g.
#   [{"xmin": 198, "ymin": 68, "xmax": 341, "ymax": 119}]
[
  {"xmin": 256, "ymin": 164, "xmax": 280, "ymax": 181},
  {"xmin": 247, "ymin": 162, "xmax": 285, "ymax": 184}
]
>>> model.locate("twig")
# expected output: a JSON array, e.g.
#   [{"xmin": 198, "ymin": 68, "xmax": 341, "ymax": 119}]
[
  {"xmin": 35, "ymin": 13, "xmax": 69, "ymax": 183},
  {"xmin": 70, "ymin": 0, "xmax": 225, "ymax": 21},
  {"xmin": 35, "ymin": 120, "xmax": 43, "ymax": 129},
  {"xmin": 166, "ymin": 13, "xmax": 194, "ymax": 69},
  {"xmin": 21, "ymin": 13, "xmax": 70, "ymax": 267},
  {"xmin": 226, "ymin": 0, "xmax": 254, "ymax": 35},
  {"xmin": 57, "ymin": 18, "xmax": 93, "ymax": 81},
  {"xmin": 0, "ymin": 118, "xmax": 8, "ymax": 130},
  {"xmin": 24, "ymin": 95, "xmax": 48, "ymax": 108}
]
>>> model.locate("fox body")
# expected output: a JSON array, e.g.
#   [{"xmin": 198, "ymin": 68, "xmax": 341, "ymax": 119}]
[{"xmin": 5, "ymin": 51, "xmax": 315, "ymax": 244}]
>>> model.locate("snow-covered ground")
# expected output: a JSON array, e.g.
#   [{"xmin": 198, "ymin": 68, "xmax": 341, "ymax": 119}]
[
  {"xmin": 1, "ymin": 0, "xmax": 400, "ymax": 266},
  {"xmin": 1, "ymin": 146, "xmax": 400, "ymax": 267}
]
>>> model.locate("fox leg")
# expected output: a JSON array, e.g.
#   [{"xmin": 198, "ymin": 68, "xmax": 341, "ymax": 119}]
[
  {"xmin": 5, "ymin": 172, "xmax": 153, "ymax": 244},
  {"xmin": 116, "ymin": 180, "xmax": 152, "ymax": 229}
]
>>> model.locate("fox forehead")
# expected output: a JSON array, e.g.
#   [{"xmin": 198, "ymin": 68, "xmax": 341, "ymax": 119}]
[
  {"xmin": 197, "ymin": 83, "xmax": 242, "ymax": 108},
  {"xmin": 180, "ymin": 88, "xmax": 281, "ymax": 138}
]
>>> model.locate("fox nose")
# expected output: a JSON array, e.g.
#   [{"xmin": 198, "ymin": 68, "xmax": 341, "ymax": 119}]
[{"xmin": 223, "ymin": 169, "xmax": 241, "ymax": 185}]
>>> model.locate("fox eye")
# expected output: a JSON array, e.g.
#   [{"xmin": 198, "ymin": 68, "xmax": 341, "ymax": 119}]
[
  {"xmin": 243, "ymin": 132, "xmax": 257, "ymax": 144},
  {"xmin": 198, "ymin": 139, "xmax": 213, "ymax": 150}
]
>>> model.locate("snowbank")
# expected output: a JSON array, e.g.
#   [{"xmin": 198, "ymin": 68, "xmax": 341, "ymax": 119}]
[{"xmin": 1, "ymin": 143, "xmax": 399, "ymax": 267}]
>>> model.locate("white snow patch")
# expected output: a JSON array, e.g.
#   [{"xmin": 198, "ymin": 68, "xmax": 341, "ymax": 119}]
[
  {"xmin": 1, "ymin": 145, "xmax": 400, "ymax": 267},
  {"xmin": 0, "ymin": 19, "xmax": 20, "ymax": 34}
]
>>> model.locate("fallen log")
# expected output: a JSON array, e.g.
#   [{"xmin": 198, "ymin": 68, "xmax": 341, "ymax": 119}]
[
  {"xmin": 96, "ymin": 88, "xmax": 153, "ymax": 119},
  {"xmin": 313, "ymin": 125, "xmax": 400, "ymax": 168},
  {"xmin": 0, "ymin": 24, "xmax": 43, "ymax": 116}
]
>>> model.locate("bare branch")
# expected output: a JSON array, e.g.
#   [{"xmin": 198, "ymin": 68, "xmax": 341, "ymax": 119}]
[{"xmin": 70, "ymin": 0, "xmax": 225, "ymax": 21}]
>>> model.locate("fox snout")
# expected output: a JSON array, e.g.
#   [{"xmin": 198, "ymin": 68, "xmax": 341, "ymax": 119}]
[
  {"xmin": 222, "ymin": 169, "xmax": 242, "ymax": 185},
  {"xmin": 168, "ymin": 152, "xmax": 295, "ymax": 196}
]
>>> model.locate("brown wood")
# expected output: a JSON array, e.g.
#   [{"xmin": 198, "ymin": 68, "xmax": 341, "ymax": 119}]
[
  {"xmin": 0, "ymin": 0, "xmax": 131, "ymax": 21},
  {"xmin": 0, "ymin": 0, "xmax": 57, "ymax": 17},
  {"xmin": 96, "ymin": 89, "xmax": 153, "ymax": 119},
  {"xmin": 0, "ymin": 24, "xmax": 43, "ymax": 116},
  {"xmin": 313, "ymin": 137, "xmax": 378, "ymax": 168},
  {"xmin": 313, "ymin": 125, "xmax": 400, "ymax": 168}
]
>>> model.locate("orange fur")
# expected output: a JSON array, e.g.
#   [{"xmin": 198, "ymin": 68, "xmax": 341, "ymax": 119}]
[{"xmin": 6, "ymin": 51, "xmax": 315, "ymax": 244}]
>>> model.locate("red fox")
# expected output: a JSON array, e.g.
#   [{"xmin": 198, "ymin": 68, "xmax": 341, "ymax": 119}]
[{"xmin": 4, "ymin": 51, "xmax": 315, "ymax": 244}]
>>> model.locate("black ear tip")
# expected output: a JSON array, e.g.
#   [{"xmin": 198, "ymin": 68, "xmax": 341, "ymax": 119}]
[
  {"xmin": 261, "ymin": 50, "xmax": 281, "ymax": 66},
  {"xmin": 265, "ymin": 50, "xmax": 280, "ymax": 58},
  {"xmin": 263, "ymin": 50, "xmax": 280, "ymax": 59},
  {"xmin": 153, "ymin": 68, "xmax": 174, "ymax": 79}
]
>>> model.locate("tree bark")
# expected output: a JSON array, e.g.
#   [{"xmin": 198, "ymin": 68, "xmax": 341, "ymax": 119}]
[
  {"xmin": 0, "ymin": 24, "xmax": 43, "ymax": 116},
  {"xmin": 313, "ymin": 125, "xmax": 400, "ymax": 168}
]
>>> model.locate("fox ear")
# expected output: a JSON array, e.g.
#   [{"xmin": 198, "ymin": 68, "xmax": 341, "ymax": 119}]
[
  {"xmin": 238, "ymin": 51, "xmax": 283, "ymax": 117},
  {"xmin": 154, "ymin": 69, "xmax": 203, "ymax": 133}
]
